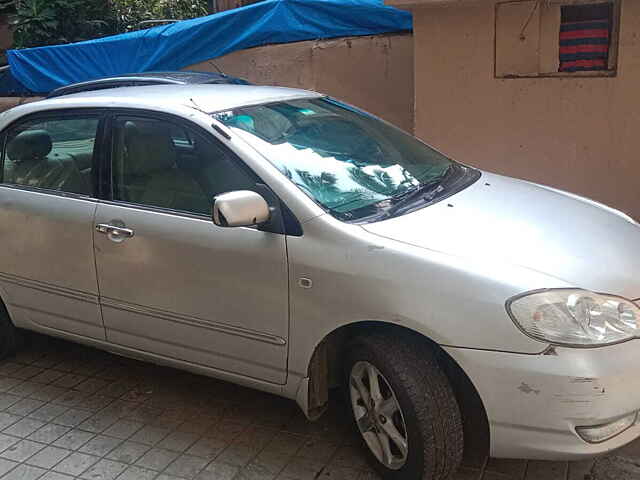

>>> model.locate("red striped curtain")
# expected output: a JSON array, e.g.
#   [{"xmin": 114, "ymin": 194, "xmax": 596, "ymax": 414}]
[{"xmin": 559, "ymin": 18, "xmax": 610, "ymax": 72}]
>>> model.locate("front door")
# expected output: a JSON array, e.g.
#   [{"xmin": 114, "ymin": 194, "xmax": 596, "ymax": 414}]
[
  {"xmin": 93, "ymin": 113, "xmax": 289, "ymax": 384},
  {"xmin": 0, "ymin": 111, "xmax": 105, "ymax": 339}
]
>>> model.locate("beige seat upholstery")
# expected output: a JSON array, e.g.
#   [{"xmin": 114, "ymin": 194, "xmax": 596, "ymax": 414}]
[
  {"xmin": 122, "ymin": 122, "xmax": 209, "ymax": 214},
  {"xmin": 4, "ymin": 130, "xmax": 87, "ymax": 195}
]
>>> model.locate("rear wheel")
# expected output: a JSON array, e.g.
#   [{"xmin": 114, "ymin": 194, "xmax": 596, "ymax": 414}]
[{"xmin": 344, "ymin": 334, "xmax": 463, "ymax": 480}]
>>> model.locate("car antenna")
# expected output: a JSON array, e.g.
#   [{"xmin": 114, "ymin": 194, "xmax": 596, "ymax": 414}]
[
  {"xmin": 188, "ymin": 97, "xmax": 232, "ymax": 140},
  {"xmin": 207, "ymin": 60, "xmax": 226, "ymax": 76}
]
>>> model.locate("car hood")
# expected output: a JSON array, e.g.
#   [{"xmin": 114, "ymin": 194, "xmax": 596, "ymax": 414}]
[{"xmin": 362, "ymin": 171, "xmax": 640, "ymax": 299}]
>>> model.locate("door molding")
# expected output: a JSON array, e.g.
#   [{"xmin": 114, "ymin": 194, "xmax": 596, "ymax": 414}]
[{"xmin": 100, "ymin": 296, "xmax": 287, "ymax": 346}]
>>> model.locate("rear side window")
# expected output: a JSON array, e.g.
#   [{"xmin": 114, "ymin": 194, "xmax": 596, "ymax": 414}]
[{"xmin": 2, "ymin": 116, "xmax": 99, "ymax": 196}]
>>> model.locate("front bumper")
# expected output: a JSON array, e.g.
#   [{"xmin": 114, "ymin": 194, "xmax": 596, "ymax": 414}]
[{"xmin": 444, "ymin": 340, "xmax": 640, "ymax": 460}]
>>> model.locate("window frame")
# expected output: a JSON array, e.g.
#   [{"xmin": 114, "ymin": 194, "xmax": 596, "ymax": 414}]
[
  {"xmin": 495, "ymin": 0, "xmax": 621, "ymax": 79},
  {"xmin": 100, "ymin": 108, "xmax": 302, "ymax": 236},
  {"xmin": 0, "ymin": 108, "xmax": 109, "ymax": 200}
]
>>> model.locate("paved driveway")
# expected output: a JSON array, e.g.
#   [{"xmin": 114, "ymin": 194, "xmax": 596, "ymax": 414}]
[{"xmin": 0, "ymin": 334, "xmax": 635, "ymax": 480}]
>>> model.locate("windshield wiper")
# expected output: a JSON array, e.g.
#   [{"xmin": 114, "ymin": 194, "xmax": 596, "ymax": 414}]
[{"xmin": 383, "ymin": 164, "xmax": 459, "ymax": 217}]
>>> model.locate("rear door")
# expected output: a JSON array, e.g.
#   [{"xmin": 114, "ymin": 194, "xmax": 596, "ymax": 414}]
[
  {"xmin": 0, "ymin": 110, "xmax": 106, "ymax": 339},
  {"xmin": 93, "ymin": 112, "xmax": 290, "ymax": 383}
]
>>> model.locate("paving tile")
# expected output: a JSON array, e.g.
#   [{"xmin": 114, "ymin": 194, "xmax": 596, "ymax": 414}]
[
  {"xmin": 75, "ymin": 394, "xmax": 114, "ymax": 412},
  {"xmin": 53, "ymin": 374, "xmax": 87, "ymax": 389},
  {"xmin": 10, "ymin": 382, "xmax": 42, "ymax": 397},
  {"xmin": 3, "ymin": 418, "xmax": 46, "ymax": 438},
  {"xmin": 0, "ymin": 439, "xmax": 45, "ymax": 462},
  {"xmin": 52, "ymin": 429, "xmax": 95, "ymax": 450},
  {"xmin": 236, "ymin": 461, "xmax": 277, "ymax": 480},
  {"xmin": 135, "ymin": 447, "xmax": 180, "ymax": 471},
  {"xmin": 78, "ymin": 434, "xmax": 121, "ymax": 457},
  {"xmin": 39, "ymin": 472, "xmax": 75, "ymax": 480},
  {"xmin": 53, "ymin": 408, "xmax": 93, "ymax": 428},
  {"xmin": 196, "ymin": 462, "xmax": 239, "ymax": 480},
  {"xmin": 0, "ymin": 433, "xmax": 20, "ymax": 453},
  {"xmin": 6, "ymin": 398, "xmax": 46, "ymax": 417},
  {"xmin": 101, "ymin": 419, "xmax": 142, "ymax": 440},
  {"xmin": 76, "ymin": 412, "xmax": 118, "ymax": 433},
  {"xmin": 0, "ymin": 378, "xmax": 24, "ymax": 394},
  {"xmin": 523, "ymin": 461, "xmax": 567, "ymax": 480},
  {"xmin": 53, "ymin": 451, "xmax": 100, "ymax": 476},
  {"xmin": 0, "ymin": 458, "xmax": 18, "ymax": 476},
  {"xmin": 157, "ymin": 430, "xmax": 199, "ymax": 452},
  {"xmin": 29, "ymin": 386, "xmax": 67, "ymax": 403},
  {"xmin": 0, "ymin": 412, "xmax": 22, "ymax": 430},
  {"xmin": 130, "ymin": 425, "xmax": 171, "ymax": 446},
  {"xmin": 216, "ymin": 444, "xmax": 257, "ymax": 467},
  {"xmin": 278, "ymin": 456, "xmax": 326, "ymax": 480},
  {"xmin": 52, "ymin": 390, "xmax": 88, "ymax": 408},
  {"xmin": 0, "ymin": 393, "xmax": 22, "ymax": 410},
  {"xmin": 252, "ymin": 450, "xmax": 292, "ymax": 476},
  {"xmin": 186, "ymin": 437, "xmax": 228, "ymax": 460},
  {"xmin": 0, "ymin": 363, "xmax": 24, "ymax": 376},
  {"xmin": 567, "ymin": 459, "xmax": 594, "ymax": 480},
  {"xmin": 13, "ymin": 367, "xmax": 44, "ymax": 381},
  {"xmin": 79, "ymin": 458, "xmax": 127, "ymax": 480},
  {"xmin": 164, "ymin": 454, "xmax": 209, "ymax": 479},
  {"xmin": 1, "ymin": 463, "xmax": 46, "ymax": 479},
  {"xmin": 116, "ymin": 465, "xmax": 157, "ymax": 480},
  {"xmin": 30, "ymin": 370, "xmax": 66, "ymax": 385},
  {"xmin": 105, "ymin": 441, "xmax": 150, "ymax": 464},
  {"xmin": 294, "ymin": 438, "xmax": 338, "ymax": 463},
  {"xmin": 484, "ymin": 458, "xmax": 526, "ymax": 479},
  {"xmin": 453, "ymin": 467, "xmax": 481, "ymax": 480},
  {"xmin": 24, "ymin": 446, "xmax": 71, "ymax": 469},
  {"xmin": 28, "ymin": 404, "xmax": 68, "ymax": 423},
  {"xmin": 28, "ymin": 424, "xmax": 70, "ymax": 444}
]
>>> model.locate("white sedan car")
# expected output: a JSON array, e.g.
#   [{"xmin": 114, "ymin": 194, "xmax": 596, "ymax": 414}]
[{"xmin": 0, "ymin": 83, "xmax": 638, "ymax": 480}]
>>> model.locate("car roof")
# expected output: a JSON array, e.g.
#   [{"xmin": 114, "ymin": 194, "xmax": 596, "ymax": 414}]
[
  {"xmin": 5, "ymin": 84, "xmax": 322, "ymax": 123},
  {"xmin": 47, "ymin": 71, "xmax": 251, "ymax": 98}
]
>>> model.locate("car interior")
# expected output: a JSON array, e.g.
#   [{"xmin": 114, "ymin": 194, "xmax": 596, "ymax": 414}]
[
  {"xmin": 4, "ymin": 128, "xmax": 90, "ymax": 195},
  {"xmin": 2, "ymin": 115, "xmax": 263, "ymax": 218}
]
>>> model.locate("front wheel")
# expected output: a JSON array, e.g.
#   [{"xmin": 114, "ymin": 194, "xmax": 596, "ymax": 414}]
[{"xmin": 344, "ymin": 334, "xmax": 463, "ymax": 480}]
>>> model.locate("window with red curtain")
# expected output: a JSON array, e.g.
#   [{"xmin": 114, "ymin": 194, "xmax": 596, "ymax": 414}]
[{"xmin": 559, "ymin": 3, "xmax": 613, "ymax": 72}]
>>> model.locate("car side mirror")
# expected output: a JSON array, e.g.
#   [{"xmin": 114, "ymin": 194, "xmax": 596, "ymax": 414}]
[{"xmin": 212, "ymin": 190, "xmax": 271, "ymax": 228}]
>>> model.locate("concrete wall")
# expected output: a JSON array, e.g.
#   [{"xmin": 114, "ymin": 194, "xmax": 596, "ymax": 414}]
[
  {"xmin": 408, "ymin": 0, "xmax": 640, "ymax": 219},
  {"xmin": 188, "ymin": 33, "xmax": 415, "ymax": 132}
]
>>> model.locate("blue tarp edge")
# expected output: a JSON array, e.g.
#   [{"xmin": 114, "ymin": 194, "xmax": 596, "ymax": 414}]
[{"xmin": 6, "ymin": 0, "xmax": 412, "ymax": 94}]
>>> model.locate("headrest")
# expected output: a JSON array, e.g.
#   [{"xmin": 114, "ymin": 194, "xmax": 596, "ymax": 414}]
[
  {"xmin": 7, "ymin": 130, "xmax": 52, "ymax": 162},
  {"xmin": 123, "ymin": 121, "xmax": 176, "ymax": 176}
]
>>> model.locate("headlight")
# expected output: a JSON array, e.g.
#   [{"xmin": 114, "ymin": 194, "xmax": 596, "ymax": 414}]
[{"xmin": 507, "ymin": 289, "xmax": 640, "ymax": 346}]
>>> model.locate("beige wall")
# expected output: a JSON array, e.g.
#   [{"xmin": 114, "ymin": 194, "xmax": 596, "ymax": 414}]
[
  {"xmin": 409, "ymin": 0, "xmax": 640, "ymax": 219},
  {"xmin": 187, "ymin": 33, "xmax": 415, "ymax": 132}
]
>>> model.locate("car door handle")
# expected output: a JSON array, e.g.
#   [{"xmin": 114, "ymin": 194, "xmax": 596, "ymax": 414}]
[{"xmin": 95, "ymin": 224, "xmax": 135, "ymax": 238}]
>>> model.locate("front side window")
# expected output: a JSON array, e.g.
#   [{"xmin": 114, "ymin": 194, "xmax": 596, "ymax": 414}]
[
  {"xmin": 111, "ymin": 116, "xmax": 260, "ymax": 216},
  {"xmin": 214, "ymin": 97, "xmax": 474, "ymax": 222},
  {"xmin": 2, "ymin": 116, "xmax": 99, "ymax": 195}
]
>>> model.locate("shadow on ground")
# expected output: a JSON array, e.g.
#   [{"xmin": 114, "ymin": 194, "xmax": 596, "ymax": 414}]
[{"xmin": 0, "ymin": 333, "xmax": 634, "ymax": 479}]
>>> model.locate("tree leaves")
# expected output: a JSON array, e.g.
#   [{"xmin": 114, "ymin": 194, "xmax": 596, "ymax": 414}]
[{"xmin": 11, "ymin": 0, "xmax": 209, "ymax": 48}]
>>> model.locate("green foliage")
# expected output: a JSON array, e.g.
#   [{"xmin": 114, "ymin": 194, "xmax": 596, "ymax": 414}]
[
  {"xmin": 112, "ymin": 0, "xmax": 209, "ymax": 32},
  {"xmin": 12, "ymin": 0, "xmax": 115, "ymax": 48},
  {"xmin": 10, "ymin": 0, "xmax": 209, "ymax": 49}
]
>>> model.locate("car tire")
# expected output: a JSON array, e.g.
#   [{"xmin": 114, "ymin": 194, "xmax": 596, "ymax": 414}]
[
  {"xmin": 0, "ymin": 303, "xmax": 21, "ymax": 360},
  {"xmin": 344, "ymin": 333, "xmax": 463, "ymax": 480}
]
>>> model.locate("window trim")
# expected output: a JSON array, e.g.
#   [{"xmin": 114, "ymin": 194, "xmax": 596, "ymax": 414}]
[
  {"xmin": 101, "ymin": 108, "xmax": 302, "ymax": 236},
  {"xmin": 495, "ymin": 0, "xmax": 620, "ymax": 79},
  {"xmin": 0, "ymin": 108, "xmax": 109, "ymax": 201}
]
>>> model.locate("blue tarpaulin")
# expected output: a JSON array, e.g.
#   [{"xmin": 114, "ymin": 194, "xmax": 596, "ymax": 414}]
[{"xmin": 5, "ymin": 0, "xmax": 412, "ymax": 95}]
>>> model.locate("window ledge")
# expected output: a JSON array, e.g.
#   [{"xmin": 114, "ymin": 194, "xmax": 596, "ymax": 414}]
[{"xmin": 497, "ymin": 70, "xmax": 617, "ymax": 79}]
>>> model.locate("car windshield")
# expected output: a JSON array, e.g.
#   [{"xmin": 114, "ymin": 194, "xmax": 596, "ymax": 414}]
[{"xmin": 213, "ymin": 97, "xmax": 468, "ymax": 222}]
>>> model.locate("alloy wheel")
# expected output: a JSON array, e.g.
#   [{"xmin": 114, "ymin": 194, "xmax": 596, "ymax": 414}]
[{"xmin": 349, "ymin": 360, "xmax": 409, "ymax": 470}]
